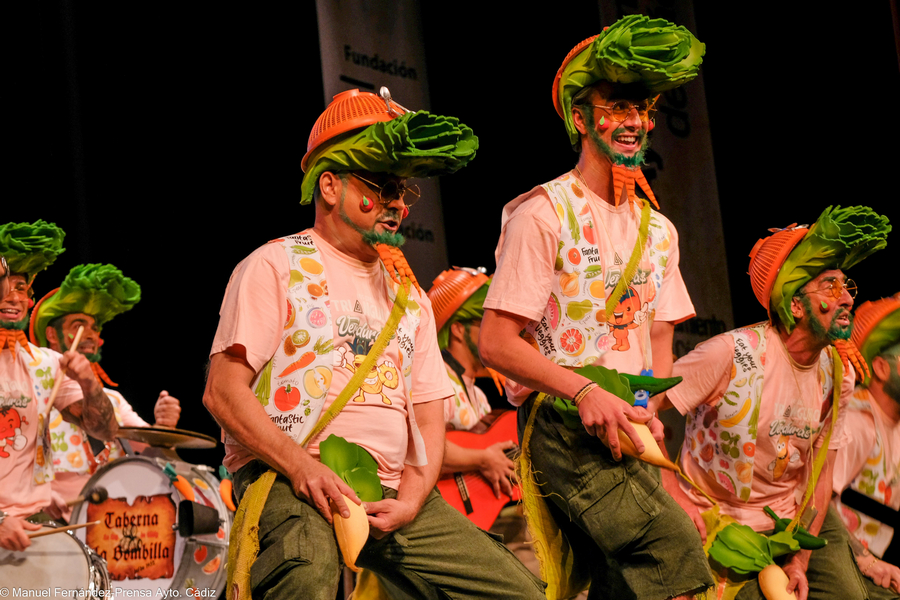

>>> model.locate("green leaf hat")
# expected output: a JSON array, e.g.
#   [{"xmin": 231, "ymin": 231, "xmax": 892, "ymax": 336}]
[
  {"xmin": 29, "ymin": 263, "xmax": 141, "ymax": 348},
  {"xmin": 552, "ymin": 14, "xmax": 706, "ymax": 146},
  {"xmin": 0, "ymin": 220, "xmax": 66, "ymax": 278},
  {"xmin": 758, "ymin": 206, "xmax": 891, "ymax": 333},
  {"xmin": 850, "ymin": 295, "xmax": 900, "ymax": 385},
  {"xmin": 300, "ymin": 88, "xmax": 478, "ymax": 204}
]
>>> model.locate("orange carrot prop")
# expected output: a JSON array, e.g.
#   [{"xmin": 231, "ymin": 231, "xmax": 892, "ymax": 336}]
[
  {"xmin": 219, "ymin": 466, "xmax": 237, "ymax": 512},
  {"xmin": 374, "ymin": 243, "xmax": 421, "ymax": 295},
  {"xmin": 611, "ymin": 165, "xmax": 659, "ymax": 212},
  {"xmin": 277, "ymin": 337, "xmax": 333, "ymax": 377},
  {"xmin": 164, "ymin": 463, "xmax": 195, "ymax": 501},
  {"xmin": 833, "ymin": 339, "xmax": 870, "ymax": 381}
]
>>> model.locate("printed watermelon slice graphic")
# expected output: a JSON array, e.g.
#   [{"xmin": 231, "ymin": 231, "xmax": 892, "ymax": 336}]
[
  {"xmin": 716, "ymin": 471, "xmax": 736, "ymax": 495},
  {"xmin": 548, "ymin": 294, "xmax": 561, "ymax": 329}
]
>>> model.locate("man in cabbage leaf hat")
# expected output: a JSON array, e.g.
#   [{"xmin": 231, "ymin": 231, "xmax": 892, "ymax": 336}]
[
  {"xmin": 0, "ymin": 221, "xmax": 118, "ymax": 552},
  {"xmin": 204, "ymin": 88, "xmax": 545, "ymax": 600},
  {"xmin": 480, "ymin": 14, "xmax": 713, "ymax": 600},
  {"xmin": 29, "ymin": 263, "xmax": 182, "ymax": 522},
  {"xmin": 655, "ymin": 207, "xmax": 891, "ymax": 600}
]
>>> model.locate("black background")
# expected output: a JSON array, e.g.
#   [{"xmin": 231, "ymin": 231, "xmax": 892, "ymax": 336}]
[{"xmin": 3, "ymin": 1, "xmax": 898, "ymax": 467}]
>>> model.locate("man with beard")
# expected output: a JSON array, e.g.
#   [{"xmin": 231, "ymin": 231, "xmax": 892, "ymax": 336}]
[
  {"xmin": 0, "ymin": 221, "xmax": 119, "ymax": 552},
  {"xmin": 831, "ymin": 295, "xmax": 900, "ymax": 594},
  {"xmin": 203, "ymin": 88, "xmax": 544, "ymax": 600},
  {"xmin": 480, "ymin": 15, "xmax": 713, "ymax": 600},
  {"xmin": 28, "ymin": 263, "xmax": 181, "ymax": 521},
  {"xmin": 654, "ymin": 207, "xmax": 891, "ymax": 600}
]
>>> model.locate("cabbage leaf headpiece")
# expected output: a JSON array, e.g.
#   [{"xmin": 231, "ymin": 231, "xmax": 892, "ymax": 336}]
[
  {"xmin": 0, "ymin": 220, "xmax": 66, "ymax": 278},
  {"xmin": 855, "ymin": 300, "xmax": 900, "ymax": 385},
  {"xmin": 31, "ymin": 263, "xmax": 141, "ymax": 348},
  {"xmin": 555, "ymin": 14, "xmax": 705, "ymax": 146},
  {"xmin": 300, "ymin": 111, "xmax": 478, "ymax": 204},
  {"xmin": 772, "ymin": 206, "xmax": 890, "ymax": 332}
]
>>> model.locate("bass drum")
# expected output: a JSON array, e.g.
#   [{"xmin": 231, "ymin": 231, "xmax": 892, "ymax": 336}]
[
  {"xmin": 0, "ymin": 524, "xmax": 110, "ymax": 592},
  {"xmin": 70, "ymin": 456, "xmax": 231, "ymax": 597}
]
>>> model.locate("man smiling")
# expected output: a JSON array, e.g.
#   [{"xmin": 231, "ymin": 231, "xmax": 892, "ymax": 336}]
[
  {"xmin": 0, "ymin": 221, "xmax": 118, "ymax": 552},
  {"xmin": 654, "ymin": 207, "xmax": 891, "ymax": 600},
  {"xmin": 203, "ymin": 88, "xmax": 544, "ymax": 599},
  {"xmin": 28, "ymin": 263, "xmax": 181, "ymax": 521},
  {"xmin": 480, "ymin": 15, "xmax": 712, "ymax": 600}
]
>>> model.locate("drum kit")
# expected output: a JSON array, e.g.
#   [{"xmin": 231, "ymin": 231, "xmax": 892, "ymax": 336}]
[{"xmin": 0, "ymin": 427, "xmax": 232, "ymax": 598}]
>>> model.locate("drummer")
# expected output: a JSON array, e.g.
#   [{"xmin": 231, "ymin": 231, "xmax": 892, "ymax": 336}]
[
  {"xmin": 0, "ymin": 222, "xmax": 119, "ymax": 551},
  {"xmin": 28, "ymin": 263, "xmax": 181, "ymax": 521}
]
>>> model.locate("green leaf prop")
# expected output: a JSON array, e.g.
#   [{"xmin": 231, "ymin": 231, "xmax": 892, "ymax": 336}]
[
  {"xmin": 31, "ymin": 263, "xmax": 142, "ymax": 347},
  {"xmin": 557, "ymin": 14, "xmax": 705, "ymax": 145},
  {"xmin": 552, "ymin": 365, "xmax": 681, "ymax": 428},
  {"xmin": 772, "ymin": 206, "xmax": 890, "ymax": 332},
  {"xmin": 764, "ymin": 506, "xmax": 827, "ymax": 550},
  {"xmin": 709, "ymin": 522, "xmax": 801, "ymax": 575},
  {"xmin": 301, "ymin": 110, "xmax": 478, "ymax": 204},
  {"xmin": 0, "ymin": 220, "xmax": 66, "ymax": 277},
  {"xmin": 320, "ymin": 434, "xmax": 383, "ymax": 502}
]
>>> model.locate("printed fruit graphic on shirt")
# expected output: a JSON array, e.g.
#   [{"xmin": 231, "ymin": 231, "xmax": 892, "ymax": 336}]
[
  {"xmin": 567, "ymin": 248, "xmax": 581, "ymax": 266},
  {"xmin": 300, "ymin": 257, "xmax": 324, "ymax": 275},
  {"xmin": 566, "ymin": 300, "xmax": 593, "ymax": 322},
  {"xmin": 583, "ymin": 222, "xmax": 595, "ymax": 245},
  {"xmin": 559, "ymin": 327, "xmax": 586, "ymax": 356},
  {"xmin": 555, "ymin": 241, "xmax": 565, "ymax": 271},
  {"xmin": 278, "ymin": 337, "xmax": 334, "ymax": 377},
  {"xmin": 588, "ymin": 280, "xmax": 606, "ymax": 300},
  {"xmin": 289, "ymin": 269, "xmax": 304, "ymax": 288},
  {"xmin": 719, "ymin": 398, "xmax": 752, "ymax": 428},
  {"xmin": 605, "ymin": 287, "xmax": 644, "ymax": 352},
  {"xmin": 274, "ymin": 384, "xmax": 301, "ymax": 412},
  {"xmin": 559, "ymin": 272, "xmax": 580, "ymax": 297},
  {"xmin": 548, "ymin": 294, "xmax": 561, "ymax": 329},
  {"xmin": 303, "ymin": 366, "xmax": 333, "ymax": 399},
  {"xmin": 284, "ymin": 299, "xmax": 295, "ymax": 329},
  {"xmin": 283, "ymin": 336, "xmax": 297, "ymax": 357},
  {"xmin": 292, "ymin": 329, "xmax": 310, "ymax": 348},
  {"xmin": 308, "ymin": 283, "xmax": 325, "ymax": 298}
]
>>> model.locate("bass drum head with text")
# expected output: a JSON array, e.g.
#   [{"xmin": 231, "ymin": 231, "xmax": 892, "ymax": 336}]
[{"xmin": 70, "ymin": 456, "xmax": 230, "ymax": 597}]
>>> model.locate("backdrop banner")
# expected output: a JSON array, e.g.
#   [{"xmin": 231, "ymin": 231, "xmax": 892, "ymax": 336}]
[{"xmin": 315, "ymin": 0, "xmax": 448, "ymax": 285}]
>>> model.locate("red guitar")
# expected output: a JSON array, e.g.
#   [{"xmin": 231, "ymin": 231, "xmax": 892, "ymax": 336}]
[{"xmin": 437, "ymin": 410, "xmax": 522, "ymax": 529}]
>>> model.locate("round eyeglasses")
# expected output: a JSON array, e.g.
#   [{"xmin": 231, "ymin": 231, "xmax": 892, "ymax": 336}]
[
  {"xmin": 351, "ymin": 173, "xmax": 420, "ymax": 208},
  {"xmin": 587, "ymin": 100, "xmax": 657, "ymax": 123},
  {"xmin": 798, "ymin": 278, "xmax": 857, "ymax": 300}
]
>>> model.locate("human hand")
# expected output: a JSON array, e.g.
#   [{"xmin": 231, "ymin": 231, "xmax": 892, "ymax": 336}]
[
  {"xmin": 783, "ymin": 553, "xmax": 810, "ymax": 600},
  {"xmin": 478, "ymin": 441, "xmax": 517, "ymax": 498},
  {"xmin": 59, "ymin": 350, "xmax": 100, "ymax": 396},
  {"xmin": 154, "ymin": 391, "xmax": 181, "ymax": 427},
  {"xmin": 859, "ymin": 555, "xmax": 900, "ymax": 592},
  {"xmin": 365, "ymin": 497, "xmax": 418, "ymax": 539},
  {"xmin": 288, "ymin": 457, "xmax": 361, "ymax": 525},
  {"xmin": 647, "ymin": 412, "xmax": 665, "ymax": 443},
  {"xmin": 578, "ymin": 386, "xmax": 651, "ymax": 460},
  {"xmin": 45, "ymin": 489, "xmax": 68, "ymax": 521},
  {"xmin": 0, "ymin": 515, "xmax": 41, "ymax": 551}
]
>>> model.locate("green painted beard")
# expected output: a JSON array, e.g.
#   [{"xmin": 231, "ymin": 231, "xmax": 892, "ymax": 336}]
[
  {"xmin": 583, "ymin": 109, "xmax": 648, "ymax": 168},
  {"xmin": 0, "ymin": 317, "xmax": 28, "ymax": 331},
  {"xmin": 338, "ymin": 192, "xmax": 406, "ymax": 248},
  {"xmin": 799, "ymin": 295, "xmax": 852, "ymax": 341}
]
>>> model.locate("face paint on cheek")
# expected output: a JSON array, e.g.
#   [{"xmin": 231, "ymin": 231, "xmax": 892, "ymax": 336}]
[
  {"xmin": 360, "ymin": 195, "xmax": 375, "ymax": 213},
  {"xmin": 401, "ymin": 206, "xmax": 409, "ymax": 219},
  {"xmin": 821, "ymin": 301, "xmax": 829, "ymax": 311}
]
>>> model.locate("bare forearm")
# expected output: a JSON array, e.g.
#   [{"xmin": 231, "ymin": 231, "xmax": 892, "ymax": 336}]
[
  {"xmin": 80, "ymin": 387, "xmax": 118, "ymax": 440},
  {"xmin": 442, "ymin": 441, "xmax": 484, "ymax": 474},
  {"xmin": 648, "ymin": 321, "xmax": 676, "ymax": 412},
  {"xmin": 792, "ymin": 450, "xmax": 837, "ymax": 570},
  {"xmin": 203, "ymin": 353, "xmax": 313, "ymax": 480}
]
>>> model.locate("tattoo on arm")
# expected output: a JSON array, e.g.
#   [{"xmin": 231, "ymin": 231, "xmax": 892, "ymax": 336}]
[{"xmin": 63, "ymin": 390, "xmax": 118, "ymax": 441}]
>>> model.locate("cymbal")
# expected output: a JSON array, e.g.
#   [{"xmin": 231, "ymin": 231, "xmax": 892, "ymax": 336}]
[{"xmin": 116, "ymin": 426, "xmax": 217, "ymax": 449}]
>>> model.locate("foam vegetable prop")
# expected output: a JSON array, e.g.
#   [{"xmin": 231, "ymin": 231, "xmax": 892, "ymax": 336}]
[
  {"xmin": 219, "ymin": 466, "xmax": 237, "ymax": 512},
  {"xmin": 709, "ymin": 523, "xmax": 802, "ymax": 600},
  {"xmin": 763, "ymin": 506, "xmax": 826, "ymax": 550},
  {"xmin": 164, "ymin": 463, "xmax": 195, "ymax": 502},
  {"xmin": 320, "ymin": 435, "xmax": 383, "ymax": 572}
]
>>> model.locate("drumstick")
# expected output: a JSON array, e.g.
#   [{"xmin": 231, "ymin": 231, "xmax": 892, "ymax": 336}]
[
  {"xmin": 28, "ymin": 521, "xmax": 99, "ymax": 539},
  {"xmin": 43, "ymin": 325, "xmax": 85, "ymax": 420},
  {"xmin": 65, "ymin": 486, "xmax": 108, "ymax": 507}
]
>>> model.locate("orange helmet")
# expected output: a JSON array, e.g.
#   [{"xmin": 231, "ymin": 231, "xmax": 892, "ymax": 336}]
[
  {"xmin": 747, "ymin": 225, "xmax": 808, "ymax": 314},
  {"xmin": 301, "ymin": 87, "xmax": 409, "ymax": 173},
  {"xmin": 428, "ymin": 267, "xmax": 490, "ymax": 332},
  {"xmin": 852, "ymin": 295, "xmax": 900, "ymax": 355},
  {"xmin": 551, "ymin": 35, "xmax": 599, "ymax": 121}
]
